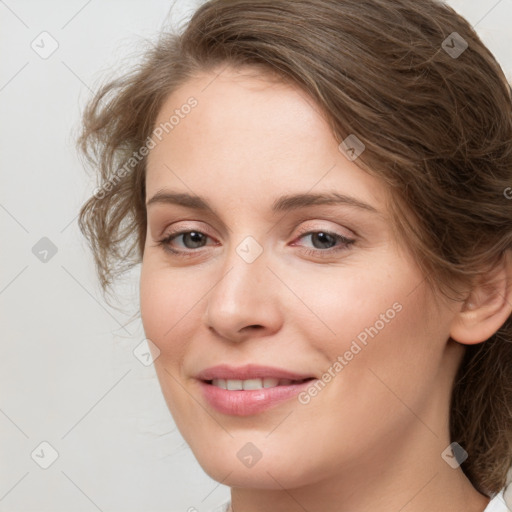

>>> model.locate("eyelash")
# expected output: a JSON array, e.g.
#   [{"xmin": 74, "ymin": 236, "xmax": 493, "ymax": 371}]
[{"xmin": 155, "ymin": 226, "xmax": 355, "ymax": 260}]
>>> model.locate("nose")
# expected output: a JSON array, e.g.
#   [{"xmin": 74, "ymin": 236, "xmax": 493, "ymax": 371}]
[{"xmin": 202, "ymin": 242, "xmax": 283, "ymax": 343}]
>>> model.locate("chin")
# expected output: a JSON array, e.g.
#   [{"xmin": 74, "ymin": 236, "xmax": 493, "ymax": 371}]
[{"xmin": 189, "ymin": 441, "xmax": 323, "ymax": 490}]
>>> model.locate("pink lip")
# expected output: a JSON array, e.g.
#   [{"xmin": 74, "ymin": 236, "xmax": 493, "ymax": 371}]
[
  {"xmin": 198, "ymin": 379, "xmax": 316, "ymax": 416},
  {"xmin": 195, "ymin": 364, "xmax": 317, "ymax": 416},
  {"xmin": 195, "ymin": 364, "xmax": 314, "ymax": 381}
]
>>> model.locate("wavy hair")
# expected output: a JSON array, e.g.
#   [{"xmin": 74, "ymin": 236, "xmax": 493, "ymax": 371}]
[{"xmin": 77, "ymin": 0, "xmax": 512, "ymax": 496}]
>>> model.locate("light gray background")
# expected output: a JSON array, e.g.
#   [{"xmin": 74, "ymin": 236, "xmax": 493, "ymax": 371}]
[{"xmin": 1, "ymin": 1, "xmax": 511, "ymax": 511}]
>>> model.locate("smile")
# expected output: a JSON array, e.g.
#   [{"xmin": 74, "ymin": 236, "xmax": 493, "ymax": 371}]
[
  {"xmin": 199, "ymin": 377, "xmax": 317, "ymax": 416},
  {"xmin": 209, "ymin": 377, "xmax": 313, "ymax": 390}
]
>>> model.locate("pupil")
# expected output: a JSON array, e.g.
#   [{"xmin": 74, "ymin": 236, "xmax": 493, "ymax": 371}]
[
  {"xmin": 185, "ymin": 231, "xmax": 205, "ymax": 248},
  {"xmin": 312, "ymin": 232, "xmax": 335, "ymax": 249}
]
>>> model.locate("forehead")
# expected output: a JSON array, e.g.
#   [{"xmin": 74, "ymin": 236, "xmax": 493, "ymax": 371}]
[
  {"xmin": 145, "ymin": 66, "xmax": 387, "ymax": 215},
  {"xmin": 150, "ymin": 66, "xmax": 327, "ymax": 154}
]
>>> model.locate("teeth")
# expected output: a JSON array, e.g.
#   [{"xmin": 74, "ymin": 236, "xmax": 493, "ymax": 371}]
[
  {"xmin": 211, "ymin": 378, "xmax": 299, "ymax": 390},
  {"xmin": 227, "ymin": 379, "xmax": 242, "ymax": 390}
]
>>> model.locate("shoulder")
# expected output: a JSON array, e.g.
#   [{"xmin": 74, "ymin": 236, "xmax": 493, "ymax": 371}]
[{"xmin": 484, "ymin": 487, "xmax": 511, "ymax": 512}]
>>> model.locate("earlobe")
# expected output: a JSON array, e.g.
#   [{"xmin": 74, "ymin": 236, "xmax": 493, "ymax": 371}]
[{"xmin": 450, "ymin": 250, "xmax": 512, "ymax": 345}]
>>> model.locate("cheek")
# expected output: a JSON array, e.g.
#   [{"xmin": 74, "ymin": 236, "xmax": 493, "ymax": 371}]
[
  {"xmin": 139, "ymin": 257, "xmax": 198, "ymax": 363},
  {"xmin": 284, "ymin": 255, "xmax": 420, "ymax": 352},
  {"xmin": 288, "ymin": 256, "xmax": 442, "ymax": 403},
  {"xmin": 139, "ymin": 258, "xmax": 203, "ymax": 424}
]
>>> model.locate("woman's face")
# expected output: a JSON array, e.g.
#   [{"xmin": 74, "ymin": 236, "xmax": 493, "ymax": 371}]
[{"xmin": 140, "ymin": 66, "xmax": 464, "ymax": 489}]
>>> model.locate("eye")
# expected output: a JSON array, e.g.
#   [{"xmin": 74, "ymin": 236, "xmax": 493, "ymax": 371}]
[
  {"xmin": 155, "ymin": 229, "xmax": 216, "ymax": 258},
  {"xmin": 291, "ymin": 227, "xmax": 355, "ymax": 258},
  {"xmin": 154, "ymin": 225, "xmax": 355, "ymax": 259}
]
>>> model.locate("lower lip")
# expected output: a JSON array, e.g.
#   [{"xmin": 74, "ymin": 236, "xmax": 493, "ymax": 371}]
[{"xmin": 198, "ymin": 379, "xmax": 316, "ymax": 416}]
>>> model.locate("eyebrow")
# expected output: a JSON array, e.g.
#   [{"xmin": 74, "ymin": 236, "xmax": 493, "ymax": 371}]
[{"xmin": 146, "ymin": 190, "xmax": 380, "ymax": 215}]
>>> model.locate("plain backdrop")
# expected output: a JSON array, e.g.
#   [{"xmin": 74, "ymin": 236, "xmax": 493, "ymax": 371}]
[{"xmin": 1, "ymin": 1, "xmax": 511, "ymax": 511}]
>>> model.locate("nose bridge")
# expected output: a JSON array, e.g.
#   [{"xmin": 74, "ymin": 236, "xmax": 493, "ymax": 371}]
[
  {"xmin": 203, "ymin": 233, "xmax": 281, "ymax": 338},
  {"xmin": 211, "ymin": 234, "xmax": 268, "ymax": 308}
]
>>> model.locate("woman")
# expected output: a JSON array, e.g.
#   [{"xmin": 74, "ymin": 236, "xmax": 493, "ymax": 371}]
[{"xmin": 77, "ymin": 1, "xmax": 512, "ymax": 510}]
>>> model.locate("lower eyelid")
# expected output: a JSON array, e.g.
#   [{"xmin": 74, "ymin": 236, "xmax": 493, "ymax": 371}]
[
  {"xmin": 160, "ymin": 230, "xmax": 354, "ymax": 256},
  {"xmin": 165, "ymin": 230, "xmax": 346, "ymax": 244}
]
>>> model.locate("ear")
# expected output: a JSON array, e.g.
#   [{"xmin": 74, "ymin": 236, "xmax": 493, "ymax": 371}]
[{"xmin": 450, "ymin": 250, "xmax": 512, "ymax": 345}]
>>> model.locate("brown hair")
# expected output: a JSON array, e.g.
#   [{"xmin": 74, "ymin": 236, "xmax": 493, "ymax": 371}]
[{"xmin": 77, "ymin": 0, "xmax": 512, "ymax": 496}]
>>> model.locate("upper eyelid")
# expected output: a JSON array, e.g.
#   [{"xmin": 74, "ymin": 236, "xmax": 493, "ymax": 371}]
[
  {"xmin": 160, "ymin": 220, "xmax": 354, "ymax": 238},
  {"xmin": 294, "ymin": 223, "xmax": 355, "ymax": 238},
  {"xmin": 163, "ymin": 225, "xmax": 355, "ymax": 247}
]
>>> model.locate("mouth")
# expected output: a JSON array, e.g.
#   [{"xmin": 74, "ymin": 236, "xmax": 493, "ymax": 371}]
[
  {"xmin": 197, "ymin": 376, "xmax": 318, "ymax": 416},
  {"xmin": 203, "ymin": 377, "xmax": 316, "ymax": 390},
  {"xmin": 195, "ymin": 363, "xmax": 316, "ymax": 382},
  {"xmin": 195, "ymin": 364, "xmax": 318, "ymax": 415}
]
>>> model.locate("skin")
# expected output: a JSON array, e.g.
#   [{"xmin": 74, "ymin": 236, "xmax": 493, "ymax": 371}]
[{"xmin": 139, "ymin": 65, "xmax": 512, "ymax": 512}]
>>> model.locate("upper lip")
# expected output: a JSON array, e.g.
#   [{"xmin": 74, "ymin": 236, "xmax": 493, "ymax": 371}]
[{"xmin": 196, "ymin": 364, "xmax": 315, "ymax": 381}]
